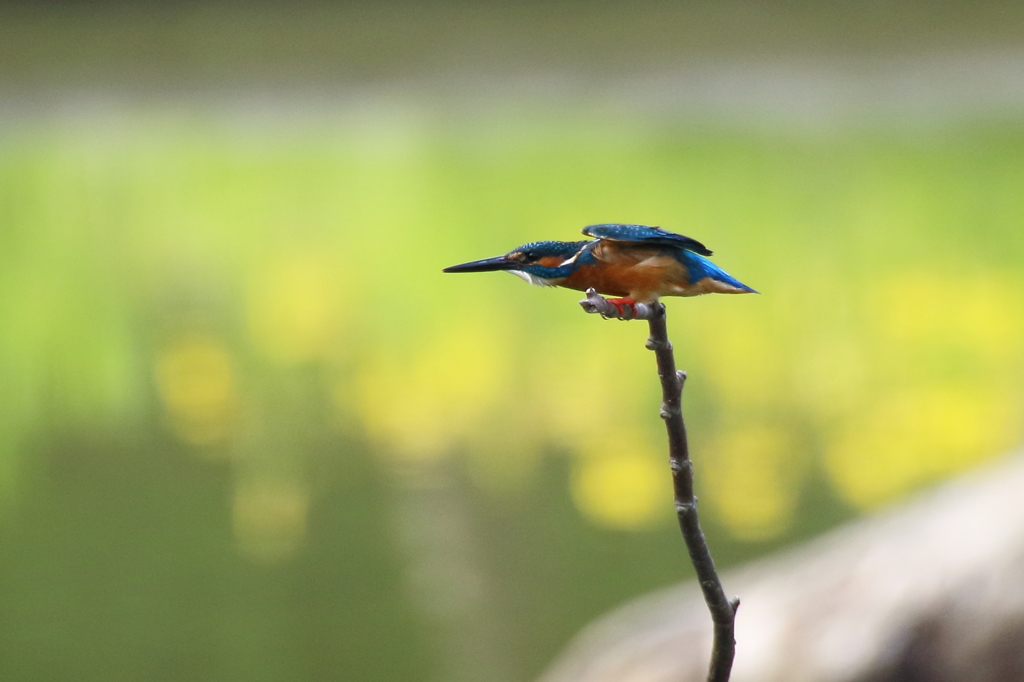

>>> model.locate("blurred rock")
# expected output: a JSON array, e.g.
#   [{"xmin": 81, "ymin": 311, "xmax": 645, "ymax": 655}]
[{"xmin": 538, "ymin": 451, "xmax": 1024, "ymax": 682}]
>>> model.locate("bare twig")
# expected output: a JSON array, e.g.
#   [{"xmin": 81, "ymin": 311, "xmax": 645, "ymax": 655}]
[{"xmin": 580, "ymin": 288, "xmax": 739, "ymax": 682}]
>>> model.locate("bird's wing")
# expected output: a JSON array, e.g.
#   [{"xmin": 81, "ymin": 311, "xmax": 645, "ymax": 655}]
[{"xmin": 581, "ymin": 224, "xmax": 713, "ymax": 256}]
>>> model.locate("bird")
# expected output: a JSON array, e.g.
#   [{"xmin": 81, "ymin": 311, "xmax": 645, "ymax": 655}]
[{"xmin": 443, "ymin": 224, "xmax": 756, "ymax": 313}]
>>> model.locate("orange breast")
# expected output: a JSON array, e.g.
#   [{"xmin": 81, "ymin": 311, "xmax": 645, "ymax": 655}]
[{"xmin": 562, "ymin": 256, "xmax": 691, "ymax": 302}]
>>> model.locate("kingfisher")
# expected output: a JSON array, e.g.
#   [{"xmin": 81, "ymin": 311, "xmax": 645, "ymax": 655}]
[{"xmin": 443, "ymin": 224, "xmax": 756, "ymax": 313}]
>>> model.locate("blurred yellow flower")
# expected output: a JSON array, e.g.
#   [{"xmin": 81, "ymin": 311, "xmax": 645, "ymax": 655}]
[
  {"xmin": 570, "ymin": 438, "xmax": 667, "ymax": 531},
  {"xmin": 531, "ymin": 333, "xmax": 650, "ymax": 449},
  {"xmin": 793, "ymin": 337, "xmax": 869, "ymax": 419},
  {"xmin": 822, "ymin": 270, "xmax": 1024, "ymax": 508},
  {"xmin": 826, "ymin": 385, "xmax": 1022, "ymax": 509},
  {"xmin": 702, "ymin": 425, "xmax": 799, "ymax": 540},
  {"xmin": 353, "ymin": 322, "xmax": 508, "ymax": 462},
  {"xmin": 248, "ymin": 254, "xmax": 341, "ymax": 363},
  {"xmin": 697, "ymin": 309, "xmax": 782, "ymax": 407},
  {"xmin": 870, "ymin": 270, "xmax": 1024, "ymax": 363},
  {"xmin": 154, "ymin": 335, "xmax": 237, "ymax": 446},
  {"xmin": 232, "ymin": 478, "xmax": 309, "ymax": 563}
]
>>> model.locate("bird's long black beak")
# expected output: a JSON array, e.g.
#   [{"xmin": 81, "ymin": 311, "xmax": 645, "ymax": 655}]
[{"xmin": 443, "ymin": 255, "xmax": 517, "ymax": 273}]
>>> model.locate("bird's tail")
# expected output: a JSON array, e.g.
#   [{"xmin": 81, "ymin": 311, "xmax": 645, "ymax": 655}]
[{"xmin": 684, "ymin": 252, "xmax": 758, "ymax": 294}]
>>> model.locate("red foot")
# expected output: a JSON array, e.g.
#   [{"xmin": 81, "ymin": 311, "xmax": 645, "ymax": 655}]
[{"xmin": 606, "ymin": 297, "xmax": 637, "ymax": 317}]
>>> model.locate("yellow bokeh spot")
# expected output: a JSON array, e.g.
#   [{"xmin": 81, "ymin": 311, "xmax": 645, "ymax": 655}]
[
  {"xmin": 232, "ymin": 478, "xmax": 309, "ymax": 563},
  {"xmin": 531, "ymin": 337, "xmax": 650, "ymax": 449},
  {"xmin": 353, "ymin": 323, "xmax": 507, "ymax": 462},
  {"xmin": 871, "ymin": 270, "xmax": 1024, "ymax": 361},
  {"xmin": 248, "ymin": 255, "xmax": 340, "ymax": 363},
  {"xmin": 570, "ymin": 447, "xmax": 666, "ymax": 531},
  {"xmin": 826, "ymin": 385, "xmax": 1022, "ymax": 509},
  {"xmin": 702, "ymin": 425, "xmax": 798, "ymax": 541},
  {"xmin": 698, "ymin": 311, "xmax": 782, "ymax": 407},
  {"xmin": 793, "ymin": 338, "xmax": 869, "ymax": 418},
  {"xmin": 154, "ymin": 335, "xmax": 236, "ymax": 446}
]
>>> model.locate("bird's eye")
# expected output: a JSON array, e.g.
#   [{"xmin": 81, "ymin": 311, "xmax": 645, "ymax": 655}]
[{"xmin": 524, "ymin": 250, "xmax": 539, "ymax": 260}]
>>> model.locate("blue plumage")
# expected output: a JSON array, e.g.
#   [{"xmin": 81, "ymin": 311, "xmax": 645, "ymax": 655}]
[
  {"xmin": 677, "ymin": 251, "xmax": 757, "ymax": 293},
  {"xmin": 582, "ymin": 224, "xmax": 713, "ymax": 256},
  {"xmin": 444, "ymin": 223, "xmax": 756, "ymax": 304}
]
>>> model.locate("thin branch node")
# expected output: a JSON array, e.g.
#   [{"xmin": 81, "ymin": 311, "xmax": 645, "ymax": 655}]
[
  {"xmin": 677, "ymin": 370, "xmax": 687, "ymax": 384},
  {"xmin": 659, "ymin": 406, "xmax": 680, "ymax": 420},
  {"xmin": 646, "ymin": 337, "xmax": 673, "ymax": 352},
  {"xmin": 675, "ymin": 500, "xmax": 697, "ymax": 514}
]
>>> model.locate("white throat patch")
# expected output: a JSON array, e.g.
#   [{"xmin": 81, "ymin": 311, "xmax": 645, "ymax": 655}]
[{"xmin": 509, "ymin": 270, "xmax": 554, "ymax": 287}]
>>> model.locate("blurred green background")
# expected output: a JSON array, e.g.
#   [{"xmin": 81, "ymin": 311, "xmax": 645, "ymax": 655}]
[{"xmin": 1, "ymin": 2, "xmax": 1023, "ymax": 681}]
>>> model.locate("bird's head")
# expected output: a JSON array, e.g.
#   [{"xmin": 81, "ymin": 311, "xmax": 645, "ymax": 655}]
[{"xmin": 443, "ymin": 240, "xmax": 591, "ymax": 283}]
